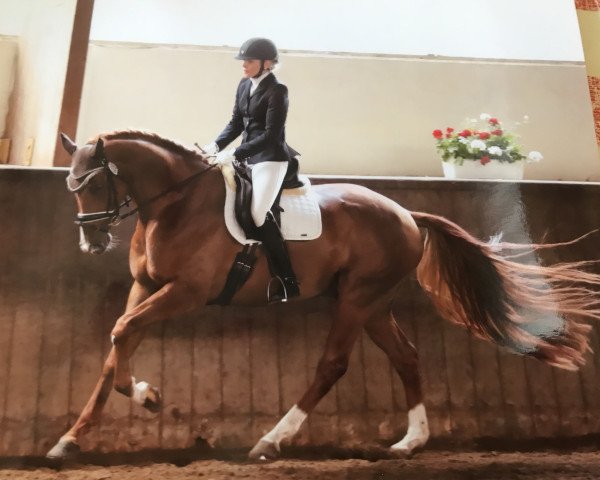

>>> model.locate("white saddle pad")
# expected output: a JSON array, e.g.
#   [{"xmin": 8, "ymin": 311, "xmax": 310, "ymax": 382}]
[{"xmin": 220, "ymin": 166, "xmax": 322, "ymax": 245}]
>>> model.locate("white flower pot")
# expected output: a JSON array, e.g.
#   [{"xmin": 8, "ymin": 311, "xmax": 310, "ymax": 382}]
[{"xmin": 442, "ymin": 160, "xmax": 524, "ymax": 180}]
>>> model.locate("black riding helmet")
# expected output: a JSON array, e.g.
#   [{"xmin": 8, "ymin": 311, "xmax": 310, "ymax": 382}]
[{"xmin": 235, "ymin": 37, "xmax": 279, "ymax": 63}]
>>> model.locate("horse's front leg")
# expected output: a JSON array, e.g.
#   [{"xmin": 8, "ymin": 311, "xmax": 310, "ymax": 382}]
[
  {"xmin": 47, "ymin": 281, "xmax": 151, "ymax": 459},
  {"xmin": 110, "ymin": 281, "xmax": 205, "ymax": 398}
]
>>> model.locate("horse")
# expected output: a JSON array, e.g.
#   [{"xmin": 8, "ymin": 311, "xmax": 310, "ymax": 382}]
[{"xmin": 47, "ymin": 130, "xmax": 600, "ymax": 460}]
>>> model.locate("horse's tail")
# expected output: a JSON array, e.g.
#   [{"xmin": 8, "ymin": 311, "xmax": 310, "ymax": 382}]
[{"xmin": 411, "ymin": 211, "xmax": 600, "ymax": 371}]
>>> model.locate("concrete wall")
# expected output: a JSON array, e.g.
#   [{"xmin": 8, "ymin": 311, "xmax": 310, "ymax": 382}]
[
  {"xmin": 3, "ymin": 0, "xmax": 76, "ymax": 167},
  {"xmin": 0, "ymin": 32, "xmax": 597, "ymax": 177},
  {"xmin": 0, "ymin": 36, "xmax": 16, "ymax": 139},
  {"xmin": 77, "ymin": 42, "xmax": 600, "ymax": 181},
  {"xmin": 1, "ymin": 167, "xmax": 600, "ymax": 456}
]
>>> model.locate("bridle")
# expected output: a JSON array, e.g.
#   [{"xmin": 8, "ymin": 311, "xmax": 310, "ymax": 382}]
[
  {"xmin": 66, "ymin": 152, "xmax": 130, "ymax": 226},
  {"xmin": 66, "ymin": 149, "xmax": 217, "ymax": 227}
]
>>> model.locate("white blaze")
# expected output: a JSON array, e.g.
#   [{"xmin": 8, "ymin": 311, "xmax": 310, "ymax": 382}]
[{"xmin": 79, "ymin": 227, "xmax": 91, "ymax": 252}]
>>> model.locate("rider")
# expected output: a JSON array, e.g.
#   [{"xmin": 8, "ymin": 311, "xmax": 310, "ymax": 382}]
[{"xmin": 202, "ymin": 37, "xmax": 300, "ymax": 302}]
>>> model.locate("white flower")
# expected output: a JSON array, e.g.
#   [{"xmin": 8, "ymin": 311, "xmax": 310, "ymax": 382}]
[
  {"xmin": 458, "ymin": 137, "xmax": 469, "ymax": 144},
  {"xmin": 527, "ymin": 151, "xmax": 543, "ymax": 162},
  {"xmin": 480, "ymin": 113, "xmax": 492, "ymax": 121},
  {"xmin": 470, "ymin": 139, "xmax": 487, "ymax": 151},
  {"xmin": 488, "ymin": 146, "xmax": 503, "ymax": 156}
]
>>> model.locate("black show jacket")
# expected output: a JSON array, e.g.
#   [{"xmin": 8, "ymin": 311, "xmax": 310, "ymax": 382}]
[{"xmin": 214, "ymin": 73, "xmax": 299, "ymax": 166}]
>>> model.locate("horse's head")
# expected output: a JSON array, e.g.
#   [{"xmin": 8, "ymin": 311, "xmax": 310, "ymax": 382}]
[{"xmin": 61, "ymin": 133, "xmax": 127, "ymax": 255}]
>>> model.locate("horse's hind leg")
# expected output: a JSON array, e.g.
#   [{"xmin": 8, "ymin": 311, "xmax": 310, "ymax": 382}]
[
  {"xmin": 248, "ymin": 290, "xmax": 370, "ymax": 461},
  {"xmin": 364, "ymin": 312, "xmax": 429, "ymax": 456}
]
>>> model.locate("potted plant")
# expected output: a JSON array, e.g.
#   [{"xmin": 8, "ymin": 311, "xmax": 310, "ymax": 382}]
[{"xmin": 432, "ymin": 114, "xmax": 543, "ymax": 180}]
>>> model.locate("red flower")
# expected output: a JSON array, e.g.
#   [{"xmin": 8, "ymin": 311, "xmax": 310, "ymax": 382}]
[
  {"xmin": 478, "ymin": 132, "xmax": 491, "ymax": 140},
  {"xmin": 458, "ymin": 129, "xmax": 472, "ymax": 137},
  {"xmin": 491, "ymin": 129, "xmax": 503, "ymax": 136},
  {"xmin": 433, "ymin": 129, "xmax": 444, "ymax": 139},
  {"xmin": 489, "ymin": 118, "xmax": 499, "ymax": 125},
  {"xmin": 446, "ymin": 127, "xmax": 454, "ymax": 133},
  {"xmin": 480, "ymin": 156, "xmax": 491, "ymax": 165}
]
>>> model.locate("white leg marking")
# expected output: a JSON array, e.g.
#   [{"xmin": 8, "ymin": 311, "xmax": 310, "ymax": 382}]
[
  {"xmin": 131, "ymin": 376, "xmax": 151, "ymax": 405},
  {"xmin": 262, "ymin": 404, "xmax": 307, "ymax": 450},
  {"xmin": 391, "ymin": 403, "xmax": 430, "ymax": 454}
]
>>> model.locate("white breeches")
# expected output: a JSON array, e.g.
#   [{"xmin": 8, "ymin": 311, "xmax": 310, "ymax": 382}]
[{"xmin": 251, "ymin": 161, "xmax": 288, "ymax": 227}]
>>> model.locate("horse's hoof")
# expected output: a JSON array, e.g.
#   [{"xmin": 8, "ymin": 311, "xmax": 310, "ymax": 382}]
[
  {"xmin": 389, "ymin": 446, "xmax": 413, "ymax": 459},
  {"xmin": 142, "ymin": 386, "xmax": 162, "ymax": 413},
  {"xmin": 248, "ymin": 439, "xmax": 280, "ymax": 461},
  {"xmin": 46, "ymin": 438, "xmax": 81, "ymax": 460},
  {"xmin": 390, "ymin": 438, "xmax": 426, "ymax": 459}
]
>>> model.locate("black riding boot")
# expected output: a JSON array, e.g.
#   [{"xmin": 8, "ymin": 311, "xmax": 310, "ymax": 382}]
[{"xmin": 255, "ymin": 214, "xmax": 300, "ymax": 303}]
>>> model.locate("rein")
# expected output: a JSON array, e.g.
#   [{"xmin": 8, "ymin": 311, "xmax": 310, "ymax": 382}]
[
  {"xmin": 67, "ymin": 154, "xmax": 218, "ymax": 226},
  {"xmin": 118, "ymin": 163, "xmax": 218, "ymax": 222}
]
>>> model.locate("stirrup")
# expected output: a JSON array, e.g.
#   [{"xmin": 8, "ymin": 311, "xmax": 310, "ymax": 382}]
[
  {"xmin": 267, "ymin": 276, "xmax": 300, "ymax": 304},
  {"xmin": 267, "ymin": 276, "xmax": 289, "ymax": 304}
]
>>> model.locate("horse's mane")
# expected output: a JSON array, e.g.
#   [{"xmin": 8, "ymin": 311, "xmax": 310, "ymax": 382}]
[{"xmin": 89, "ymin": 130, "xmax": 202, "ymax": 159}]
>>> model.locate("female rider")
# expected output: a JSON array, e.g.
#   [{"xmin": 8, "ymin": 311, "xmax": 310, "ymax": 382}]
[{"xmin": 202, "ymin": 37, "xmax": 300, "ymax": 302}]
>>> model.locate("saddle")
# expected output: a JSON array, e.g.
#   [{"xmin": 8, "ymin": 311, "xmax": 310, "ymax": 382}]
[
  {"xmin": 232, "ymin": 160, "xmax": 300, "ymax": 239},
  {"xmin": 213, "ymin": 160, "xmax": 322, "ymax": 305},
  {"xmin": 221, "ymin": 161, "xmax": 322, "ymax": 245}
]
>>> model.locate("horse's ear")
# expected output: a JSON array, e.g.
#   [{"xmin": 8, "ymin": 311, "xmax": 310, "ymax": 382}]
[
  {"xmin": 92, "ymin": 137, "xmax": 105, "ymax": 159},
  {"xmin": 60, "ymin": 133, "xmax": 77, "ymax": 155}
]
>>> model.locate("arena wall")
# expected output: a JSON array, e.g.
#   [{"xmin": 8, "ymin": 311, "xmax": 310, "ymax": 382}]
[{"xmin": 1, "ymin": 167, "xmax": 600, "ymax": 456}]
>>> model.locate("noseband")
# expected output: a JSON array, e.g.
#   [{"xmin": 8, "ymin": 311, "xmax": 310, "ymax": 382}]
[
  {"xmin": 66, "ymin": 149, "xmax": 218, "ymax": 227},
  {"xmin": 66, "ymin": 155, "xmax": 130, "ymax": 226}
]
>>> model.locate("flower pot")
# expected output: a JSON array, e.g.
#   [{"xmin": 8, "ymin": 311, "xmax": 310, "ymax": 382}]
[{"xmin": 442, "ymin": 160, "xmax": 524, "ymax": 180}]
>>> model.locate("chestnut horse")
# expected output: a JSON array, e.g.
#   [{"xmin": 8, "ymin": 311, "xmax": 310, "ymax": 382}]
[{"xmin": 48, "ymin": 131, "xmax": 600, "ymax": 460}]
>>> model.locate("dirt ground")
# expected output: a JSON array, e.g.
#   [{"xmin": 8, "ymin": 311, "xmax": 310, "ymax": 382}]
[{"xmin": 1, "ymin": 450, "xmax": 600, "ymax": 480}]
